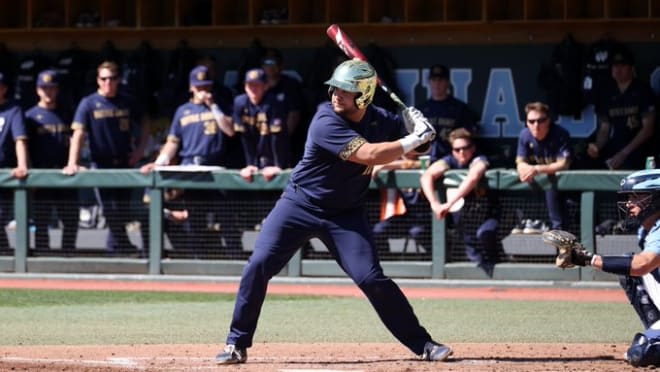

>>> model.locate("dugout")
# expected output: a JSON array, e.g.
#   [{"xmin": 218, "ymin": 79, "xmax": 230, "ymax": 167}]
[
  {"xmin": 0, "ymin": 168, "xmax": 636, "ymax": 282},
  {"xmin": 0, "ymin": 1, "xmax": 655, "ymax": 281}
]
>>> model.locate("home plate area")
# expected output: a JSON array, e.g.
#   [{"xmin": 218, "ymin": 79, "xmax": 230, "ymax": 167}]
[{"xmin": 0, "ymin": 342, "xmax": 639, "ymax": 372}]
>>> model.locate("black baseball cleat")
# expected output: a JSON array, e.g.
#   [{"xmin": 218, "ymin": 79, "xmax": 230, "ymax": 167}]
[
  {"xmin": 421, "ymin": 341, "xmax": 453, "ymax": 361},
  {"xmin": 215, "ymin": 344, "xmax": 247, "ymax": 364}
]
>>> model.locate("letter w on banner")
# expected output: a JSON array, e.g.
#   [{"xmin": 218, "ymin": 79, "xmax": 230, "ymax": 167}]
[{"xmin": 379, "ymin": 188, "xmax": 407, "ymax": 221}]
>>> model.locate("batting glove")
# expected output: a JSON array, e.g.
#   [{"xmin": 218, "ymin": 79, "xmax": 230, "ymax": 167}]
[
  {"xmin": 401, "ymin": 107, "xmax": 417, "ymax": 133},
  {"xmin": 399, "ymin": 108, "xmax": 435, "ymax": 153}
]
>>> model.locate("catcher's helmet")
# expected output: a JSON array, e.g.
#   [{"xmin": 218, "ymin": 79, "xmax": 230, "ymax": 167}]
[
  {"xmin": 325, "ymin": 59, "xmax": 377, "ymax": 109},
  {"xmin": 626, "ymin": 332, "xmax": 660, "ymax": 367},
  {"xmin": 618, "ymin": 169, "xmax": 660, "ymax": 227}
]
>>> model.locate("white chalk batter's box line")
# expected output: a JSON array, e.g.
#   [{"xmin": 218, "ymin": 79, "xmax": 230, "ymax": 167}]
[{"xmin": 1, "ymin": 356, "xmax": 371, "ymax": 371}]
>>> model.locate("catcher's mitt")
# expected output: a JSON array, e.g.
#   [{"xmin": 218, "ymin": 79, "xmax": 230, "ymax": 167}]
[{"xmin": 541, "ymin": 230, "xmax": 593, "ymax": 269}]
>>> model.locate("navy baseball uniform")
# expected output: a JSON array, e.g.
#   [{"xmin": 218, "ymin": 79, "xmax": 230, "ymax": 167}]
[
  {"xmin": 169, "ymin": 101, "xmax": 230, "ymax": 166},
  {"xmin": 0, "ymin": 99, "xmax": 26, "ymax": 252},
  {"xmin": 437, "ymin": 154, "xmax": 500, "ymax": 272},
  {"xmin": 165, "ymin": 96, "xmax": 237, "ymax": 256},
  {"xmin": 418, "ymin": 95, "xmax": 475, "ymax": 161},
  {"xmin": 597, "ymin": 78, "xmax": 656, "ymax": 169},
  {"xmin": 25, "ymin": 104, "xmax": 78, "ymax": 251},
  {"xmin": 232, "ymin": 91, "xmax": 291, "ymax": 169},
  {"xmin": 224, "ymin": 102, "xmax": 437, "ymax": 355},
  {"xmin": 516, "ymin": 123, "xmax": 571, "ymax": 229},
  {"xmin": 72, "ymin": 92, "xmax": 141, "ymax": 167},
  {"xmin": 72, "ymin": 91, "xmax": 146, "ymax": 252}
]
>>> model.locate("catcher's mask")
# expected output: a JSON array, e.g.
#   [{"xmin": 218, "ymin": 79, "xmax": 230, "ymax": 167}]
[
  {"xmin": 325, "ymin": 59, "xmax": 377, "ymax": 110},
  {"xmin": 617, "ymin": 169, "xmax": 660, "ymax": 230}
]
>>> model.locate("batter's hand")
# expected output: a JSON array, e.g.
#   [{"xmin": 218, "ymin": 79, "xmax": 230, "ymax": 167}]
[
  {"xmin": 403, "ymin": 107, "xmax": 435, "ymax": 143},
  {"xmin": 401, "ymin": 107, "xmax": 416, "ymax": 133},
  {"xmin": 408, "ymin": 109, "xmax": 435, "ymax": 144}
]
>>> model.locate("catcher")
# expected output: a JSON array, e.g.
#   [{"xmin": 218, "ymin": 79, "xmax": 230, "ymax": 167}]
[{"xmin": 542, "ymin": 169, "xmax": 660, "ymax": 367}]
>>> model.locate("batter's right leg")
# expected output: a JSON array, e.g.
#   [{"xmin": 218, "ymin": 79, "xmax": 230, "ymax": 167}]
[
  {"xmin": 217, "ymin": 198, "xmax": 314, "ymax": 364},
  {"xmin": 327, "ymin": 211, "xmax": 452, "ymax": 361}
]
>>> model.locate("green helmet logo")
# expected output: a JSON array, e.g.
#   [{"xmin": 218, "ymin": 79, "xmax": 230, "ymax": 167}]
[{"xmin": 325, "ymin": 59, "xmax": 377, "ymax": 109}]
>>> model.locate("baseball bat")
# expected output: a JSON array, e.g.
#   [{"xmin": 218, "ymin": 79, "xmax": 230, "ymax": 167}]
[{"xmin": 326, "ymin": 24, "xmax": 407, "ymax": 111}]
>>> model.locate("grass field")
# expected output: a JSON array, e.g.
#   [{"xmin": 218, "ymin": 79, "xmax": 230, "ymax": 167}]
[{"xmin": 0, "ymin": 288, "xmax": 641, "ymax": 345}]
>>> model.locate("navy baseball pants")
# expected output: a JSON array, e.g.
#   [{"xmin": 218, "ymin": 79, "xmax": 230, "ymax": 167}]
[{"xmin": 226, "ymin": 193, "xmax": 433, "ymax": 355}]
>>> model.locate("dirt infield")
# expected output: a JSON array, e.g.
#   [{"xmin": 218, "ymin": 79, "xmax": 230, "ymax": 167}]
[
  {"xmin": 0, "ymin": 343, "xmax": 636, "ymax": 371},
  {"xmin": 0, "ymin": 277, "xmax": 633, "ymax": 371}
]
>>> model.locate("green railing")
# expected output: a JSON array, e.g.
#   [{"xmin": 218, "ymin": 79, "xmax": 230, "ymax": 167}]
[{"xmin": 0, "ymin": 168, "xmax": 633, "ymax": 279}]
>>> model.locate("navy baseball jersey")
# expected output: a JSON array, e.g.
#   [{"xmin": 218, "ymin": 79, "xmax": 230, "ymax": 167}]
[
  {"xmin": 72, "ymin": 92, "xmax": 141, "ymax": 165},
  {"xmin": 168, "ymin": 101, "xmax": 228, "ymax": 166},
  {"xmin": 269, "ymin": 74, "xmax": 304, "ymax": 114},
  {"xmin": 232, "ymin": 92, "xmax": 290, "ymax": 169},
  {"xmin": 417, "ymin": 96, "xmax": 475, "ymax": 161},
  {"xmin": 0, "ymin": 100, "xmax": 27, "ymax": 167},
  {"xmin": 516, "ymin": 124, "xmax": 571, "ymax": 165},
  {"xmin": 598, "ymin": 78, "xmax": 656, "ymax": 168},
  {"xmin": 437, "ymin": 153, "xmax": 497, "ymax": 212},
  {"xmin": 25, "ymin": 105, "xmax": 71, "ymax": 168},
  {"xmin": 289, "ymin": 103, "xmax": 408, "ymax": 211}
]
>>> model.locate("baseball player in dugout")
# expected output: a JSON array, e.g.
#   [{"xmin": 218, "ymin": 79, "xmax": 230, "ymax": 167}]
[
  {"xmin": 586, "ymin": 45, "xmax": 656, "ymax": 170},
  {"xmin": 260, "ymin": 48, "xmax": 306, "ymax": 162},
  {"xmin": 514, "ymin": 101, "xmax": 571, "ymax": 234},
  {"xmin": 417, "ymin": 64, "xmax": 476, "ymax": 161},
  {"xmin": 64, "ymin": 61, "xmax": 149, "ymax": 255},
  {"xmin": 215, "ymin": 59, "xmax": 452, "ymax": 364},
  {"xmin": 420, "ymin": 128, "xmax": 501, "ymax": 277},
  {"xmin": 542, "ymin": 169, "xmax": 660, "ymax": 367},
  {"xmin": 25, "ymin": 70, "xmax": 78, "ymax": 254},
  {"xmin": 233, "ymin": 68, "xmax": 291, "ymax": 182},
  {"xmin": 141, "ymin": 65, "xmax": 236, "ymax": 257},
  {"xmin": 0, "ymin": 72, "xmax": 28, "ymax": 255}
]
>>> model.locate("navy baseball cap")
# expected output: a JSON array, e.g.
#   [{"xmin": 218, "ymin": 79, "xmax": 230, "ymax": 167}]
[
  {"xmin": 429, "ymin": 64, "xmax": 449, "ymax": 80},
  {"xmin": 37, "ymin": 69, "xmax": 58, "ymax": 87},
  {"xmin": 611, "ymin": 47, "xmax": 635, "ymax": 66},
  {"xmin": 245, "ymin": 68, "xmax": 266, "ymax": 83},
  {"xmin": 189, "ymin": 65, "xmax": 212, "ymax": 87},
  {"xmin": 262, "ymin": 49, "xmax": 282, "ymax": 66}
]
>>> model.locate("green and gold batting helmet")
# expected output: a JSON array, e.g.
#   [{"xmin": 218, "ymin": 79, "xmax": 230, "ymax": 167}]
[{"xmin": 325, "ymin": 59, "xmax": 377, "ymax": 109}]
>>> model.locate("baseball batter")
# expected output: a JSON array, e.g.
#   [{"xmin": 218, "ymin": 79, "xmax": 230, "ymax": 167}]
[{"xmin": 215, "ymin": 60, "xmax": 452, "ymax": 364}]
